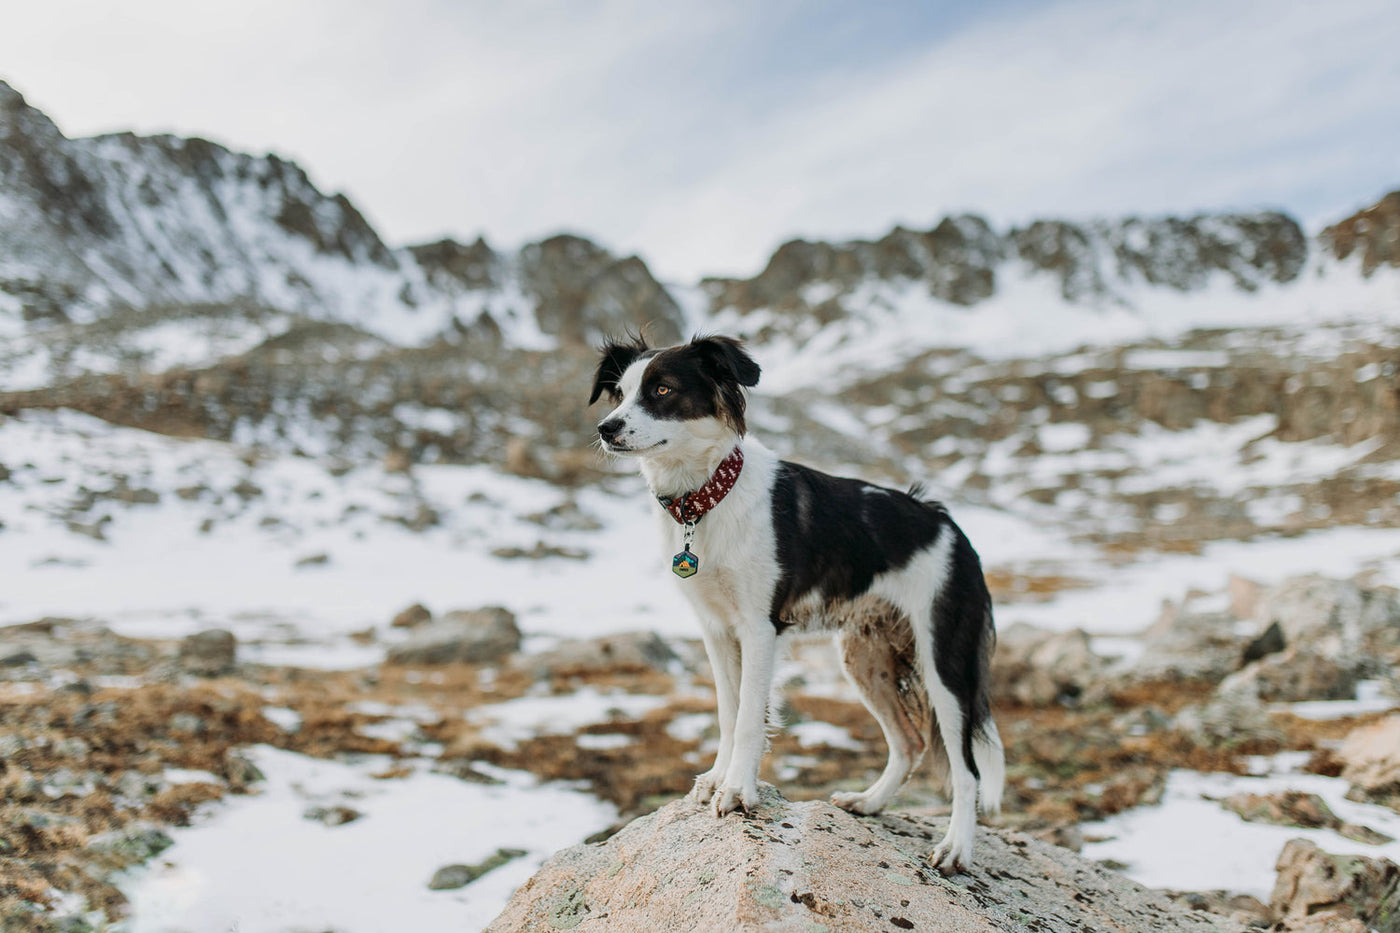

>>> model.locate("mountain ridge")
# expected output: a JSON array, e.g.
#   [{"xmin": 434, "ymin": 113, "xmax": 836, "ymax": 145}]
[
  {"xmin": 2, "ymin": 75, "xmax": 1398, "ymax": 398},
  {"xmin": 0, "ymin": 79, "xmax": 684, "ymax": 352}
]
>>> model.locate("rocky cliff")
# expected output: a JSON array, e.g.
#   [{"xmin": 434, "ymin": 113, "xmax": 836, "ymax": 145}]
[
  {"xmin": 0, "ymin": 80, "xmax": 682, "ymax": 350},
  {"xmin": 1321, "ymin": 190, "xmax": 1400, "ymax": 276},
  {"xmin": 704, "ymin": 210, "xmax": 1308, "ymax": 320}
]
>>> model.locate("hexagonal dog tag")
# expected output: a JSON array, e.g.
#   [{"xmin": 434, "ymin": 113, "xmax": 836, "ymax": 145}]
[{"xmin": 672, "ymin": 549, "xmax": 699, "ymax": 579}]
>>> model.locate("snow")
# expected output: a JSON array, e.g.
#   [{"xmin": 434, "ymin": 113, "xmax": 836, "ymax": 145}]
[
  {"xmin": 1037, "ymin": 422, "xmax": 1091, "ymax": 453},
  {"xmin": 1082, "ymin": 764, "xmax": 1400, "ymax": 899},
  {"xmin": 787, "ymin": 721, "xmax": 865, "ymax": 752},
  {"xmin": 261, "ymin": 707, "xmax": 303, "ymax": 732},
  {"xmin": 1272, "ymin": 680, "xmax": 1399, "ymax": 721},
  {"xmin": 124, "ymin": 745, "xmax": 616, "ymax": 933},
  {"xmin": 467, "ymin": 687, "xmax": 669, "ymax": 750},
  {"xmin": 734, "ymin": 258, "xmax": 1400, "ymax": 394},
  {"xmin": 7, "ymin": 407, "xmax": 1397, "ymax": 658},
  {"xmin": 1003, "ymin": 525, "xmax": 1400, "ymax": 635},
  {"xmin": 0, "ymin": 409, "xmax": 683, "ymax": 662},
  {"xmin": 665, "ymin": 712, "xmax": 716, "ymax": 742},
  {"xmin": 1122, "ymin": 349, "xmax": 1231, "ymax": 370}
]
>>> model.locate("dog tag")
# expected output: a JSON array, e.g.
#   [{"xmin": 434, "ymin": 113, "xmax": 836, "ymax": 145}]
[
  {"xmin": 672, "ymin": 549, "xmax": 699, "ymax": 578},
  {"xmin": 672, "ymin": 520, "xmax": 699, "ymax": 579}
]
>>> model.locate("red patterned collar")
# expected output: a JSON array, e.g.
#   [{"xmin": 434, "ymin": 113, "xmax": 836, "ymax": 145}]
[{"xmin": 657, "ymin": 447, "xmax": 744, "ymax": 525}]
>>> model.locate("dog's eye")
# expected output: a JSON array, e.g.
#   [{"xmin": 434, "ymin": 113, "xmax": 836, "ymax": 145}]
[{"xmin": 654, "ymin": 385, "xmax": 672, "ymax": 397}]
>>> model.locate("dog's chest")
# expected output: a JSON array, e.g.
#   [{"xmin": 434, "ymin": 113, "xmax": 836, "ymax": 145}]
[{"xmin": 657, "ymin": 497, "xmax": 774, "ymax": 624}]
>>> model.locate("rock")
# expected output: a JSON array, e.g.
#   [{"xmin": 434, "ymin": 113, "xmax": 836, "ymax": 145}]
[
  {"xmin": 384, "ymin": 449, "xmax": 414, "ymax": 474},
  {"xmin": 517, "ymin": 632, "xmax": 679, "ymax": 680},
  {"xmin": 52, "ymin": 737, "xmax": 90, "ymax": 759},
  {"xmin": 1173, "ymin": 682, "xmax": 1282, "ymax": 747},
  {"xmin": 504, "ymin": 438, "xmax": 545, "ymax": 479},
  {"xmin": 1227, "ymin": 575, "xmax": 1265, "ymax": 624},
  {"xmin": 178, "ymin": 629, "xmax": 236, "ymax": 676},
  {"xmin": 224, "ymin": 748, "xmax": 266, "ymax": 790},
  {"xmin": 168, "ymin": 712, "xmax": 206, "ymax": 735},
  {"xmin": 85, "ymin": 822, "xmax": 174, "ymax": 870},
  {"xmin": 490, "ymin": 541, "xmax": 589, "ymax": 561},
  {"xmin": 524, "ymin": 500, "xmax": 604, "ymax": 532},
  {"xmin": 391, "ymin": 603, "xmax": 433, "ymax": 629},
  {"xmin": 1239, "ymin": 620, "xmax": 1284, "ymax": 665},
  {"xmin": 1270, "ymin": 838, "xmax": 1400, "ymax": 933},
  {"xmin": 0, "ymin": 648, "xmax": 37, "ymax": 667},
  {"xmin": 0, "ymin": 617, "xmax": 157, "ymax": 673},
  {"xmin": 115, "ymin": 771, "xmax": 166, "ymax": 801},
  {"xmin": 428, "ymin": 847, "xmax": 528, "ymax": 890},
  {"xmin": 1220, "ymin": 791, "xmax": 1346, "ymax": 833},
  {"xmin": 1341, "ymin": 823, "xmax": 1398, "ymax": 846},
  {"xmin": 1132, "ymin": 607, "xmax": 1250, "ymax": 684},
  {"xmin": 1218, "ymin": 646, "xmax": 1361, "ymax": 703},
  {"xmin": 1338, "ymin": 714, "xmax": 1400, "ymax": 809},
  {"xmin": 990, "ymin": 623, "xmax": 1103, "ymax": 706},
  {"xmin": 42, "ymin": 768, "xmax": 100, "ymax": 798},
  {"xmin": 1253, "ymin": 575, "xmax": 1400, "ymax": 663},
  {"xmin": 294, "ymin": 551, "xmax": 331, "ymax": 568},
  {"xmin": 518, "ymin": 233, "xmax": 684, "ymax": 346},
  {"xmin": 485, "ymin": 786, "xmax": 1244, "ymax": 932},
  {"xmin": 303, "ymin": 805, "xmax": 363, "ymax": 826},
  {"xmin": 386, "ymin": 607, "xmax": 521, "ymax": 665},
  {"xmin": 1322, "ymin": 190, "xmax": 1400, "ymax": 275},
  {"xmin": 1164, "ymin": 891, "xmax": 1272, "ymax": 929},
  {"xmin": 431, "ymin": 758, "xmax": 506, "ymax": 785}
]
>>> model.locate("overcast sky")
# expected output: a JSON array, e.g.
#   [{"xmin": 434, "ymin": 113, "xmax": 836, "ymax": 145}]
[{"xmin": 3, "ymin": 0, "xmax": 1398, "ymax": 281}]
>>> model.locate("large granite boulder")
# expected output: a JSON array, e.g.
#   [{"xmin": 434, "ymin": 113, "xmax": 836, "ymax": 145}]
[{"xmin": 486, "ymin": 786, "xmax": 1243, "ymax": 932}]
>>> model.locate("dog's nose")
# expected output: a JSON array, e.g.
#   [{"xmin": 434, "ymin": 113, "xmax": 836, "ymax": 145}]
[{"xmin": 598, "ymin": 418, "xmax": 624, "ymax": 442}]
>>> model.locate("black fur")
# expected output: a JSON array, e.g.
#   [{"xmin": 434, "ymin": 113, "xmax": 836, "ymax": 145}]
[
  {"xmin": 768, "ymin": 463, "xmax": 944, "ymax": 625},
  {"xmin": 598, "ymin": 335, "xmax": 761, "ymax": 436},
  {"xmin": 589, "ymin": 335, "xmax": 650, "ymax": 405},
  {"xmin": 933, "ymin": 529, "xmax": 996, "ymax": 778},
  {"xmin": 769, "ymin": 463, "xmax": 995, "ymax": 778}
]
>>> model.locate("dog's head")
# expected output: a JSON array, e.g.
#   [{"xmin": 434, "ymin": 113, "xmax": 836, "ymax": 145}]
[{"xmin": 589, "ymin": 334, "xmax": 761, "ymax": 458}]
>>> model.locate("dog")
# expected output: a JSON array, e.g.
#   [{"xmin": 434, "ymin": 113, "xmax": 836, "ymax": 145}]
[{"xmin": 589, "ymin": 333, "xmax": 1003, "ymax": 873}]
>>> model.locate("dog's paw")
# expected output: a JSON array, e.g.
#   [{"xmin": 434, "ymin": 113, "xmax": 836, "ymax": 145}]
[
  {"xmin": 830, "ymin": 790, "xmax": 883, "ymax": 816},
  {"xmin": 929, "ymin": 836, "xmax": 972, "ymax": 875},
  {"xmin": 688, "ymin": 771, "xmax": 721, "ymax": 804},
  {"xmin": 712, "ymin": 781, "xmax": 758, "ymax": 816}
]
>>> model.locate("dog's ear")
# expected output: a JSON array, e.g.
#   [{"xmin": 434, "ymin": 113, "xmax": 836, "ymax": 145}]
[
  {"xmin": 589, "ymin": 337, "xmax": 648, "ymax": 405},
  {"xmin": 690, "ymin": 335, "xmax": 761, "ymax": 388},
  {"xmin": 690, "ymin": 335, "xmax": 760, "ymax": 436}
]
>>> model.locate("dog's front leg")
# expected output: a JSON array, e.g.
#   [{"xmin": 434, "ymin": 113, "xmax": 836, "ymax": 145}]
[
  {"xmin": 713, "ymin": 629, "xmax": 776, "ymax": 816},
  {"xmin": 690, "ymin": 628, "xmax": 740, "ymax": 804}
]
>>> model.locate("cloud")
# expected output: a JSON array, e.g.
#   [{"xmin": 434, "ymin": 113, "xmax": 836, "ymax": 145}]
[
  {"xmin": 2, "ymin": 0, "xmax": 1398, "ymax": 281},
  {"xmin": 632, "ymin": 0, "xmax": 1400, "ymax": 278}
]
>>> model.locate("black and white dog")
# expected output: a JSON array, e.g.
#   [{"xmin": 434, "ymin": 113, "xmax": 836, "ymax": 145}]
[{"xmin": 590, "ymin": 334, "xmax": 1003, "ymax": 873}]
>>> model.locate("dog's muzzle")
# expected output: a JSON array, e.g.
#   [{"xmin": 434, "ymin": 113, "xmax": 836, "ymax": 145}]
[{"xmin": 598, "ymin": 418, "xmax": 624, "ymax": 446}]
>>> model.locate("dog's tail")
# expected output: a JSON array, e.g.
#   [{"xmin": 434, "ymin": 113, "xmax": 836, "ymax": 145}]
[
  {"xmin": 973, "ymin": 716, "xmax": 1005, "ymax": 815},
  {"xmin": 919, "ymin": 701, "xmax": 1003, "ymax": 815}
]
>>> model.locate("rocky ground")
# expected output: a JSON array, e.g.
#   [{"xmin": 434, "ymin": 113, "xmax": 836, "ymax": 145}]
[{"xmin": 3, "ymin": 568, "xmax": 1398, "ymax": 931}]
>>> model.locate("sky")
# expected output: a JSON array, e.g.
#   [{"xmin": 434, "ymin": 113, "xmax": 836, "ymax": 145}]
[{"xmin": 2, "ymin": 0, "xmax": 1398, "ymax": 282}]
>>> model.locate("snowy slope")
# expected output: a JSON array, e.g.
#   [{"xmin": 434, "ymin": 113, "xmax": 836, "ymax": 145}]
[{"xmin": 708, "ymin": 222, "xmax": 1400, "ymax": 393}]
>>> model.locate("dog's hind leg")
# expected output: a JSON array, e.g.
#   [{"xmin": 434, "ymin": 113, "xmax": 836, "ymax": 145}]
[
  {"xmin": 923, "ymin": 561, "xmax": 1001, "ymax": 874},
  {"xmin": 830, "ymin": 610, "xmax": 930, "ymax": 815},
  {"xmin": 877, "ymin": 529, "xmax": 998, "ymax": 874}
]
